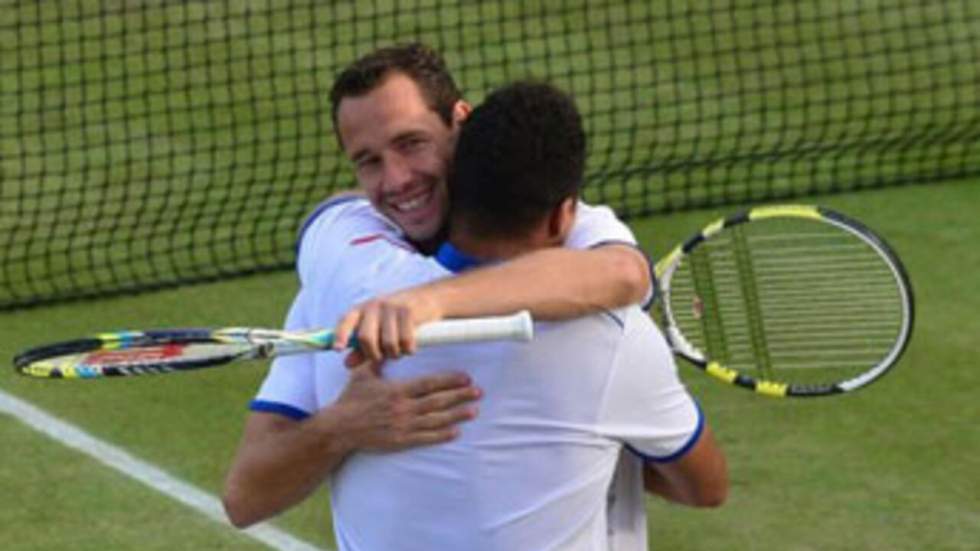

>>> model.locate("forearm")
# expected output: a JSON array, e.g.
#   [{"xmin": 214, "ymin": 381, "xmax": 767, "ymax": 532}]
[
  {"xmin": 426, "ymin": 245, "xmax": 650, "ymax": 320},
  {"xmin": 642, "ymin": 465, "xmax": 701, "ymax": 506},
  {"xmin": 332, "ymin": 245, "xmax": 651, "ymax": 357},
  {"xmin": 223, "ymin": 409, "xmax": 355, "ymax": 528},
  {"xmin": 641, "ymin": 425, "xmax": 728, "ymax": 508}
]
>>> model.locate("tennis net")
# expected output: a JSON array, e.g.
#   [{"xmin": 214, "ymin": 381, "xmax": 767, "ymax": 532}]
[{"xmin": 3, "ymin": 1, "xmax": 979, "ymax": 308}]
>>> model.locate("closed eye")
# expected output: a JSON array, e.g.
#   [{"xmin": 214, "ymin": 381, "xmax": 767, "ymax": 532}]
[
  {"xmin": 353, "ymin": 154, "xmax": 381, "ymax": 173},
  {"xmin": 396, "ymin": 134, "xmax": 430, "ymax": 153}
]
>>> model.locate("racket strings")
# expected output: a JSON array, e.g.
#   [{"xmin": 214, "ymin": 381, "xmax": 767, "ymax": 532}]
[{"xmin": 669, "ymin": 219, "xmax": 905, "ymax": 385}]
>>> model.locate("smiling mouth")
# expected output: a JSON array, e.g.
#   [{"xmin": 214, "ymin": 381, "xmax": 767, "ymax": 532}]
[{"xmin": 391, "ymin": 189, "xmax": 432, "ymax": 214}]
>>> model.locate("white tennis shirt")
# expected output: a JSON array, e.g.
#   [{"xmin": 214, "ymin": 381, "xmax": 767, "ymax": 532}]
[{"xmin": 252, "ymin": 198, "xmax": 702, "ymax": 551}]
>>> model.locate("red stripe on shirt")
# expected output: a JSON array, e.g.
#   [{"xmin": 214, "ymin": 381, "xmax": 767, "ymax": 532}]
[{"xmin": 349, "ymin": 233, "xmax": 416, "ymax": 252}]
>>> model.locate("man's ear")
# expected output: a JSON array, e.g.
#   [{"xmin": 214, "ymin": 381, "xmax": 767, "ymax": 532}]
[
  {"xmin": 452, "ymin": 100, "xmax": 472, "ymax": 126},
  {"xmin": 547, "ymin": 197, "xmax": 578, "ymax": 244}
]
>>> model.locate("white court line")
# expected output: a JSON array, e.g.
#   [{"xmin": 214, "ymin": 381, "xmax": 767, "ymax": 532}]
[{"xmin": 0, "ymin": 389, "xmax": 327, "ymax": 551}]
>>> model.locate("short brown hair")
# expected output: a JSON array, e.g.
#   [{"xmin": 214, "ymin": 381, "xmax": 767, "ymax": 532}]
[{"xmin": 329, "ymin": 43, "xmax": 462, "ymax": 130}]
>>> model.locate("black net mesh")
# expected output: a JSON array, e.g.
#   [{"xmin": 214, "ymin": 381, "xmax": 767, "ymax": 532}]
[{"xmin": 3, "ymin": 1, "xmax": 979, "ymax": 309}]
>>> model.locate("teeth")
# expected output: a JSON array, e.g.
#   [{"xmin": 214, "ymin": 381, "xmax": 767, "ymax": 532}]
[{"xmin": 395, "ymin": 194, "xmax": 428, "ymax": 212}]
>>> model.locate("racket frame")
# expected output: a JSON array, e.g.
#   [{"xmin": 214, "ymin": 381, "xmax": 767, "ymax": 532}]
[{"xmin": 653, "ymin": 205, "xmax": 914, "ymax": 397}]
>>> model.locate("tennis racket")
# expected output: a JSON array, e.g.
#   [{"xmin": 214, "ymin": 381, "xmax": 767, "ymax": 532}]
[
  {"xmin": 14, "ymin": 311, "xmax": 534, "ymax": 379},
  {"xmin": 653, "ymin": 205, "xmax": 913, "ymax": 398}
]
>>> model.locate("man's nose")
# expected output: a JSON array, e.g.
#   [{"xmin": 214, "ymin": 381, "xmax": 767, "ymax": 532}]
[{"xmin": 381, "ymin": 154, "xmax": 412, "ymax": 193}]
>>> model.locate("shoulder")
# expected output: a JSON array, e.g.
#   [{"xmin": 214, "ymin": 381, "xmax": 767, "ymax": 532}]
[
  {"xmin": 297, "ymin": 195, "xmax": 401, "ymax": 253},
  {"xmin": 301, "ymin": 200, "xmax": 448, "ymax": 302},
  {"xmin": 295, "ymin": 195, "xmax": 412, "ymax": 284},
  {"xmin": 574, "ymin": 200, "xmax": 618, "ymax": 219},
  {"xmin": 619, "ymin": 307, "xmax": 672, "ymax": 359},
  {"xmin": 566, "ymin": 200, "xmax": 637, "ymax": 249}
]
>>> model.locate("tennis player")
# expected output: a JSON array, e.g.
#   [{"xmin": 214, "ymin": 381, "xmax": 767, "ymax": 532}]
[
  {"xmin": 228, "ymin": 81, "xmax": 726, "ymax": 549},
  {"xmin": 223, "ymin": 44, "xmax": 661, "ymax": 529}
]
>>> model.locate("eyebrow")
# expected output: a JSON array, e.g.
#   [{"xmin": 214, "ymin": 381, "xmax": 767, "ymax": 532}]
[
  {"xmin": 349, "ymin": 147, "xmax": 373, "ymax": 164},
  {"xmin": 392, "ymin": 129, "xmax": 428, "ymax": 144}
]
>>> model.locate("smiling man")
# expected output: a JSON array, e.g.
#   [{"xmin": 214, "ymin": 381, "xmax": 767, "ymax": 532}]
[{"xmin": 334, "ymin": 69, "xmax": 464, "ymax": 247}]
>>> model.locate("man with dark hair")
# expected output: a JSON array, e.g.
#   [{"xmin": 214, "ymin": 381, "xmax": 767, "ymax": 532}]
[
  {"xmin": 224, "ymin": 45, "xmax": 663, "ymax": 530},
  {"xmin": 230, "ymin": 79, "xmax": 726, "ymax": 550}
]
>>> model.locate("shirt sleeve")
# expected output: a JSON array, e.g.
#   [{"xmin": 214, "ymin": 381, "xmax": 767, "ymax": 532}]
[
  {"xmin": 249, "ymin": 197, "xmax": 408, "ymax": 420},
  {"xmin": 596, "ymin": 308, "xmax": 703, "ymax": 462},
  {"xmin": 565, "ymin": 201, "xmax": 638, "ymax": 249},
  {"xmin": 249, "ymin": 285, "xmax": 317, "ymax": 420}
]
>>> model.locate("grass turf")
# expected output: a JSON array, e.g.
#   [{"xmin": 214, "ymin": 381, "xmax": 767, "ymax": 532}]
[
  {"xmin": 633, "ymin": 180, "xmax": 980, "ymax": 550},
  {"xmin": 1, "ymin": 180, "xmax": 978, "ymax": 549}
]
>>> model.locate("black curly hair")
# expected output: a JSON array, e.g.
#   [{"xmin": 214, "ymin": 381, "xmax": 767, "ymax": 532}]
[{"xmin": 449, "ymin": 80, "xmax": 586, "ymax": 238}]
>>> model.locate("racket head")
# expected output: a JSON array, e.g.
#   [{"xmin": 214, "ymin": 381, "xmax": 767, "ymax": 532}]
[
  {"xmin": 13, "ymin": 329, "xmax": 272, "ymax": 379},
  {"xmin": 655, "ymin": 205, "xmax": 914, "ymax": 397}
]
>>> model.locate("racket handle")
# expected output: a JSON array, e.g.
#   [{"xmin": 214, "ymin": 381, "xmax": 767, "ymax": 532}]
[{"xmin": 415, "ymin": 311, "xmax": 534, "ymax": 347}]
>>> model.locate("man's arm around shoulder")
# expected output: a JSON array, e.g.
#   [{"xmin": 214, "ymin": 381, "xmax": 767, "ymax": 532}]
[
  {"xmin": 333, "ymin": 243, "xmax": 651, "ymax": 361},
  {"xmin": 434, "ymin": 243, "xmax": 651, "ymax": 320}
]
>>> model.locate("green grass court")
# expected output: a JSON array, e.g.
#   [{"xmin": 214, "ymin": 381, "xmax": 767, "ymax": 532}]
[
  {"xmin": 1, "ymin": 181, "xmax": 978, "ymax": 550},
  {"xmin": 3, "ymin": 1, "xmax": 979, "ymax": 548}
]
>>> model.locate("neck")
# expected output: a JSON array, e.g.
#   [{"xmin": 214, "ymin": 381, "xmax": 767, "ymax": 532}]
[
  {"xmin": 445, "ymin": 205, "xmax": 572, "ymax": 264},
  {"xmin": 410, "ymin": 225, "xmax": 450, "ymax": 256},
  {"xmin": 447, "ymin": 231, "xmax": 539, "ymax": 262}
]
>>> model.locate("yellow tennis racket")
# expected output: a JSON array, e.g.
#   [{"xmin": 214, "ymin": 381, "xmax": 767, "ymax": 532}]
[{"xmin": 652, "ymin": 205, "xmax": 913, "ymax": 397}]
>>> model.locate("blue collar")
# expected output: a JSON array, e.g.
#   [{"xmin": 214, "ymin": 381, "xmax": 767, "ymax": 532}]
[{"xmin": 434, "ymin": 242, "xmax": 486, "ymax": 273}]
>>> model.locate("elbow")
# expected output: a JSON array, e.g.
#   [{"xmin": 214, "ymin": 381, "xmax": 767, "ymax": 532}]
[
  {"xmin": 691, "ymin": 483, "xmax": 728, "ymax": 508},
  {"xmin": 626, "ymin": 261, "xmax": 651, "ymax": 305},
  {"xmin": 689, "ymin": 465, "xmax": 729, "ymax": 508},
  {"xmin": 222, "ymin": 487, "xmax": 261, "ymax": 529},
  {"xmin": 609, "ymin": 247, "xmax": 651, "ymax": 305}
]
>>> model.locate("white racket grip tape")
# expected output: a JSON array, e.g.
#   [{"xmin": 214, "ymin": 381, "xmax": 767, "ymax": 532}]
[{"xmin": 415, "ymin": 311, "xmax": 534, "ymax": 347}]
